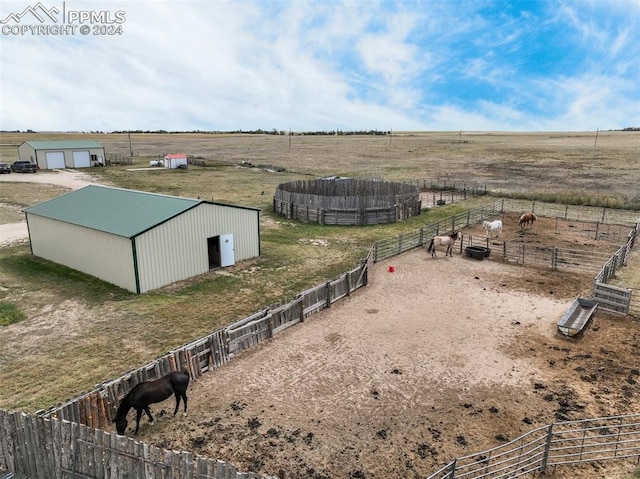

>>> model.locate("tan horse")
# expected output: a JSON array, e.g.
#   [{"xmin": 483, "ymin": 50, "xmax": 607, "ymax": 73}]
[{"xmin": 427, "ymin": 231, "xmax": 461, "ymax": 257}]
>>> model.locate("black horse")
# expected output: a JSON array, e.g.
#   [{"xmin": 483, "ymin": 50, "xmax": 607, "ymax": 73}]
[{"xmin": 114, "ymin": 370, "xmax": 189, "ymax": 435}]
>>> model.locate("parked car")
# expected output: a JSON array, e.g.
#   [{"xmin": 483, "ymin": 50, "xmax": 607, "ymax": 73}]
[
  {"xmin": 11, "ymin": 160, "xmax": 37, "ymax": 173},
  {"xmin": 0, "ymin": 162, "xmax": 10, "ymax": 174}
]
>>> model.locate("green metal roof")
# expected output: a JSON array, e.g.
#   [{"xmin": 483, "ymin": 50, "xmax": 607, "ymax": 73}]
[
  {"xmin": 22, "ymin": 140, "xmax": 104, "ymax": 150},
  {"xmin": 24, "ymin": 185, "xmax": 200, "ymax": 238}
]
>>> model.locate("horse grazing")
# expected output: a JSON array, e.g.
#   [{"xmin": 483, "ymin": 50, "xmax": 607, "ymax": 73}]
[
  {"xmin": 427, "ymin": 231, "xmax": 461, "ymax": 257},
  {"xmin": 114, "ymin": 370, "xmax": 189, "ymax": 435},
  {"xmin": 518, "ymin": 212, "xmax": 537, "ymax": 228},
  {"xmin": 482, "ymin": 219, "xmax": 503, "ymax": 237}
]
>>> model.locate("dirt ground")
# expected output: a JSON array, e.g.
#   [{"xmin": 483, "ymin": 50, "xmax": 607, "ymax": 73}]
[
  {"xmin": 136, "ymin": 220, "xmax": 640, "ymax": 479},
  {"xmin": 2, "ymin": 164, "xmax": 638, "ymax": 478}
]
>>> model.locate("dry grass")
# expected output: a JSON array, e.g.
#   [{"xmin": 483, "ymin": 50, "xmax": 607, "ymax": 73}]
[
  {"xmin": 2, "ymin": 130, "xmax": 639, "ymax": 202},
  {"xmin": 0, "ymin": 131, "xmax": 639, "ymax": 413}
]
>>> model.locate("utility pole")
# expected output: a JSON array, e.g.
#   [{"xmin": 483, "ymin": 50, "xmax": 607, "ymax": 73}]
[
  {"xmin": 288, "ymin": 128, "xmax": 291, "ymax": 149},
  {"xmin": 594, "ymin": 129, "xmax": 599, "ymax": 148},
  {"xmin": 128, "ymin": 132, "xmax": 133, "ymax": 157}
]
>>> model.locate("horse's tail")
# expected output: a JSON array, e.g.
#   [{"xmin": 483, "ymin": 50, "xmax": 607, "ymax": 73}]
[{"xmin": 427, "ymin": 238, "xmax": 434, "ymax": 253}]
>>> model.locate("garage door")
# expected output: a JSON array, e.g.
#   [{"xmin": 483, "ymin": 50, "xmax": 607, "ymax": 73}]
[
  {"xmin": 72, "ymin": 151, "xmax": 91, "ymax": 168},
  {"xmin": 45, "ymin": 151, "xmax": 65, "ymax": 169}
]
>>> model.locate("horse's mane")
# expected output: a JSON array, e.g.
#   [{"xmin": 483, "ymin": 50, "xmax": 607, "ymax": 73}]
[
  {"xmin": 115, "ymin": 380, "xmax": 146, "ymax": 419},
  {"xmin": 115, "ymin": 392, "xmax": 132, "ymax": 419}
]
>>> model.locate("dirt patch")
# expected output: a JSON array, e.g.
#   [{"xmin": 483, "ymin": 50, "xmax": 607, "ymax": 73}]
[{"xmin": 133, "ymin": 248, "xmax": 639, "ymax": 479}]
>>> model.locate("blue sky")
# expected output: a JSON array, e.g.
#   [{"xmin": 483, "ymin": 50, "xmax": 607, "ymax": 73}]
[{"xmin": 1, "ymin": 0, "xmax": 638, "ymax": 132}]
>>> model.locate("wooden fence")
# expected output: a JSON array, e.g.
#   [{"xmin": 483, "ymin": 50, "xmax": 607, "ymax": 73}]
[
  {"xmin": 274, "ymin": 178, "xmax": 422, "ymax": 225},
  {"xmin": 104, "ymin": 154, "xmax": 133, "ymax": 166},
  {"xmin": 0, "ymin": 409, "xmax": 277, "ymax": 479}
]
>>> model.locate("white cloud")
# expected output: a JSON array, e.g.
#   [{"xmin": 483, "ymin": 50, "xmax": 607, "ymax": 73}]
[{"xmin": 0, "ymin": 0, "xmax": 638, "ymax": 131}]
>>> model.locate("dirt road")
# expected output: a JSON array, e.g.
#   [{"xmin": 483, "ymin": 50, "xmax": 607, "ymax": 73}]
[{"xmin": 0, "ymin": 169, "xmax": 99, "ymax": 245}]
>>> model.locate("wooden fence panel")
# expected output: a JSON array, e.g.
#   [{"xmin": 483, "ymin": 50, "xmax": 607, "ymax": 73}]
[
  {"xmin": 226, "ymin": 315, "xmax": 271, "ymax": 356},
  {"xmin": 300, "ymin": 282, "xmax": 329, "ymax": 316}
]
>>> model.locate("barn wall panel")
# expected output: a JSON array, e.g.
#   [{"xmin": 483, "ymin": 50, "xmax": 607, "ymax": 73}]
[
  {"xmin": 27, "ymin": 215, "xmax": 137, "ymax": 292},
  {"xmin": 17, "ymin": 143, "xmax": 37, "ymax": 164},
  {"xmin": 135, "ymin": 204, "xmax": 259, "ymax": 293}
]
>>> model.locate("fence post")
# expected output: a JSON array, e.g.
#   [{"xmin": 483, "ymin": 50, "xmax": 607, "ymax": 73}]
[
  {"xmin": 325, "ymin": 281, "xmax": 332, "ymax": 308},
  {"xmin": 540, "ymin": 423, "xmax": 555, "ymax": 472},
  {"xmin": 552, "ymin": 247, "xmax": 558, "ymax": 270}
]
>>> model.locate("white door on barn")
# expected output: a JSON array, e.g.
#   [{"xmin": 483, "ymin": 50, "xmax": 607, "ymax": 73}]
[
  {"xmin": 45, "ymin": 151, "xmax": 65, "ymax": 169},
  {"xmin": 207, "ymin": 234, "xmax": 235, "ymax": 269},
  {"xmin": 72, "ymin": 151, "xmax": 91, "ymax": 167},
  {"xmin": 220, "ymin": 234, "xmax": 235, "ymax": 267}
]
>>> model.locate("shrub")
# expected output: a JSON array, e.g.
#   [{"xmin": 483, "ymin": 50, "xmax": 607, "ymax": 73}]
[{"xmin": 0, "ymin": 301, "xmax": 26, "ymax": 326}]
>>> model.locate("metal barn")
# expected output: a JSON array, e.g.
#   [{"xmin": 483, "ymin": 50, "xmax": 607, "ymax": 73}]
[
  {"xmin": 18, "ymin": 140, "xmax": 106, "ymax": 169},
  {"xmin": 24, "ymin": 185, "xmax": 261, "ymax": 293}
]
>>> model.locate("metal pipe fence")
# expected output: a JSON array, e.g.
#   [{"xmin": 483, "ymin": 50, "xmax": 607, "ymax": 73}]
[{"xmin": 427, "ymin": 415, "xmax": 640, "ymax": 479}]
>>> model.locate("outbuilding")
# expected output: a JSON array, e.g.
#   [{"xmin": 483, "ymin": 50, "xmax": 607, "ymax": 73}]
[
  {"xmin": 163, "ymin": 154, "xmax": 188, "ymax": 169},
  {"xmin": 18, "ymin": 140, "xmax": 106, "ymax": 169},
  {"xmin": 24, "ymin": 185, "xmax": 261, "ymax": 293}
]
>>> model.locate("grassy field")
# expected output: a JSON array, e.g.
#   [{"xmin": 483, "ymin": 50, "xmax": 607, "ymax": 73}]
[
  {"xmin": 0, "ymin": 131, "xmax": 638, "ymax": 413},
  {"xmin": 2, "ymin": 130, "xmax": 639, "ymax": 205}
]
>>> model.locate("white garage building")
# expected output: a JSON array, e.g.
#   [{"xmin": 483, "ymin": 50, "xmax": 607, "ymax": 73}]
[
  {"xmin": 18, "ymin": 140, "xmax": 106, "ymax": 169},
  {"xmin": 24, "ymin": 185, "xmax": 261, "ymax": 293}
]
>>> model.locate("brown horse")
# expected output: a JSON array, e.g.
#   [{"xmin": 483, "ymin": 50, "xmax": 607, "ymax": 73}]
[
  {"xmin": 427, "ymin": 231, "xmax": 461, "ymax": 257},
  {"xmin": 518, "ymin": 212, "xmax": 537, "ymax": 228},
  {"xmin": 114, "ymin": 370, "xmax": 189, "ymax": 435}
]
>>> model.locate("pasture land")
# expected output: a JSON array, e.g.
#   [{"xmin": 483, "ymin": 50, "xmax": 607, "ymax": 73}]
[
  {"xmin": 1, "ymin": 130, "xmax": 639, "ymax": 204},
  {"xmin": 0, "ymin": 131, "xmax": 639, "ymax": 478}
]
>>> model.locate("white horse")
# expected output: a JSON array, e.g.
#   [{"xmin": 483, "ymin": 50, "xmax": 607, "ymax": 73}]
[{"xmin": 482, "ymin": 219, "xmax": 502, "ymax": 237}]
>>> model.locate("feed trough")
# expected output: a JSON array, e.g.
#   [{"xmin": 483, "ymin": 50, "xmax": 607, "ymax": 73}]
[
  {"xmin": 557, "ymin": 298, "xmax": 598, "ymax": 337},
  {"xmin": 465, "ymin": 246, "xmax": 491, "ymax": 260}
]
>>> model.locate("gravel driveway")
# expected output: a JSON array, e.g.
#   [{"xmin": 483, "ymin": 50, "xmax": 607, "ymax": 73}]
[{"xmin": 0, "ymin": 169, "xmax": 99, "ymax": 245}]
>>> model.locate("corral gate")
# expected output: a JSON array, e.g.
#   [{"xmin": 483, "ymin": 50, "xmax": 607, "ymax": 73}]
[{"xmin": 593, "ymin": 282, "xmax": 632, "ymax": 316}]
